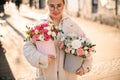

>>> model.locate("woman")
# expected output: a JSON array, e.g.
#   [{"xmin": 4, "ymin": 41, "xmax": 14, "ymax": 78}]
[
  {"xmin": 0, "ymin": 0, "xmax": 6, "ymax": 17},
  {"xmin": 23, "ymin": 0, "xmax": 92, "ymax": 80},
  {"xmin": 15, "ymin": 0, "xmax": 22, "ymax": 11}
]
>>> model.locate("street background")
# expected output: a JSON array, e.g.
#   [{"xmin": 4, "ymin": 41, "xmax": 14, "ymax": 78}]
[{"xmin": 0, "ymin": 1, "xmax": 120, "ymax": 80}]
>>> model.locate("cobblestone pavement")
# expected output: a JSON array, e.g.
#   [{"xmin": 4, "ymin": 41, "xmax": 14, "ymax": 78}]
[
  {"xmin": 79, "ymin": 57, "xmax": 120, "ymax": 80},
  {"xmin": 73, "ymin": 17, "xmax": 120, "ymax": 80},
  {"xmin": 0, "ymin": 3, "xmax": 120, "ymax": 80},
  {"xmin": 0, "ymin": 23, "xmax": 36, "ymax": 80}
]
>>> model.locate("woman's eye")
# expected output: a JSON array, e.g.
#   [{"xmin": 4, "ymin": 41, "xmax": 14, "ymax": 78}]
[
  {"xmin": 49, "ymin": 4, "xmax": 54, "ymax": 8},
  {"xmin": 57, "ymin": 4, "xmax": 62, "ymax": 7}
]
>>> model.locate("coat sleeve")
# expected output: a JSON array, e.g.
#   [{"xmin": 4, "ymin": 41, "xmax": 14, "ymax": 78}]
[
  {"xmin": 77, "ymin": 23, "xmax": 93, "ymax": 73},
  {"xmin": 82, "ymin": 56, "xmax": 93, "ymax": 73},
  {"xmin": 70, "ymin": 19, "xmax": 93, "ymax": 73},
  {"xmin": 22, "ymin": 41, "xmax": 48, "ymax": 68}
]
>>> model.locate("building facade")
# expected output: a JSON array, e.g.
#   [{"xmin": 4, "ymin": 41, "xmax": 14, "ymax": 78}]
[{"xmin": 65, "ymin": 0, "xmax": 120, "ymax": 27}]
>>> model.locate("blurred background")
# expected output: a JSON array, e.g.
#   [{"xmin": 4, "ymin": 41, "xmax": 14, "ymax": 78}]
[{"xmin": 0, "ymin": 0, "xmax": 120, "ymax": 80}]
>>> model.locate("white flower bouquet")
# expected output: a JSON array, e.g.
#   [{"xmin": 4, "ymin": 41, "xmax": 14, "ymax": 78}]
[
  {"xmin": 59, "ymin": 33, "xmax": 96, "ymax": 73},
  {"xmin": 59, "ymin": 33, "xmax": 96, "ymax": 58}
]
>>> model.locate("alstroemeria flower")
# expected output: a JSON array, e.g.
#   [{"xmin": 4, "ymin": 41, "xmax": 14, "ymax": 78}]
[
  {"xmin": 35, "ymin": 29, "xmax": 40, "ymax": 34},
  {"xmin": 65, "ymin": 48, "xmax": 70, "ymax": 53},
  {"xmin": 59, "ymin": 41, "xmax": 64, "ymax": 49},
  {"xmin": 48, "ymin": 31, "xmax": 52, "ymax": 35},
  {"xmin": 55, "ymin": 26, "xmax": 58, "ymax": 30},
  {"xmin": 51, "ymin": 32, "xmax": 56, "ymax": 37}
]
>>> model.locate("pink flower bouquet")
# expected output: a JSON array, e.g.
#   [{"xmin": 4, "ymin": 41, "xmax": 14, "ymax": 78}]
[{"xmin": 24, "ymin": 20, "xmax": 62, "ymax": 57}]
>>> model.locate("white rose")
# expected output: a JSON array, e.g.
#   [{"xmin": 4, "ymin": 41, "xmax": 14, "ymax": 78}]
[
  {"xmin": 39, "ymin": 34, "xmax": 44, "ymax": 41},
  {"xmin": 72, "ymin": 40, "xmax": 81, "ymax": 49}
]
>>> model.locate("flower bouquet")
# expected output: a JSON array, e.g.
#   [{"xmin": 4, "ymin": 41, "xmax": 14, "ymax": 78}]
[
  {"xmin": 24, "ymin": 20, "xmax": 62, "ymax": 57},
  {"xmin": 59, "ymin": 33, "xmax": 96, "ymax": 73}
]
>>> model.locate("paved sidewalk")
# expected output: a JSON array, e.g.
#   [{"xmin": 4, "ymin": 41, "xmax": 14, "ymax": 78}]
[
  {"xmin": 0, "ymin": 3, "xmax": 120, "ymax": 80},
  {"xmin": 0, "ymin": 41, "xmax": 15, "ymax": 80}
]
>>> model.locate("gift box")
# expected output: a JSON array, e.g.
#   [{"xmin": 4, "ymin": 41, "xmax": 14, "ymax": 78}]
[
  {"xmin": 63, "ymin": 53, "xmax": 84, "ymax": 73},
  {"xmin": 36, "ymin": 40, "xmax": 56, "ymax": 57}
]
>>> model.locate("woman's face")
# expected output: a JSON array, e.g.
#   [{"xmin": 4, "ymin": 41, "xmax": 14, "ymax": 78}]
[{"xmin": 47, "ymin": 0, "xmax": 65, "ymax": 19}]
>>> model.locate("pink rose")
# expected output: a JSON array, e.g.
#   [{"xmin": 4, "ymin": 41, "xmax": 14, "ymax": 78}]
[
  {"xmin": 77, "ymin": 48, "xmax": 84, "ymax": 56},
  {"xmin": 40, "ymin": 29, "xmax": 48, "ymax": 34},
  {"xmin": 42, "ymin": 23, "xmax": 48, "ymax": 27},
  {"xmin": 44, "ymin": 34, "xmax": 51, "ymax": 41},
  {"xmin": 30, "ymin": 29, "xmax": 35, "ymax": 33},
  {"xmin": 32, "ymin": 34, "xmax": 39, "ymax": 41},
  {"xmin": 34, "ymin": 25, "xmax": 41, "ymax": 30}
]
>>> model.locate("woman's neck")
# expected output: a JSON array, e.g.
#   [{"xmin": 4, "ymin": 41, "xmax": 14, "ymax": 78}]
[{"xmin": 50, "ymin": 16, "xmax": 62, "ymax": 25}]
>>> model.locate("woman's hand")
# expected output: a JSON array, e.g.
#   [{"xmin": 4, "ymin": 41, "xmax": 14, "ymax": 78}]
[
  {"xmin": 48, "ymin": 55, "xmax": 56, "ymax": 64},
  {"xmin": 75, "ymin": 67, "xmax": 84, "ymax": 76}
]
